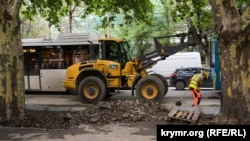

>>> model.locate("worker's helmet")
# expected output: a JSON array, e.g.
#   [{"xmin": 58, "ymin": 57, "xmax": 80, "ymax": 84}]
[{"xmin": 202, "ymin": 72, "xmax": 209, "ymax": 79}]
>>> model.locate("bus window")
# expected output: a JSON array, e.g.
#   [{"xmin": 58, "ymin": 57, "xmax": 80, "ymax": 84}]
[
  {"xmin": 61, "ymin": 45, "xmax": 90, "ymax": 67},
  {"xmin": 41, "ymin": 47, "xmax": 64, "ymax": 69},
  {"xmin": 73, "ymin": 54, "xmax": 80, "ymax": 64}
]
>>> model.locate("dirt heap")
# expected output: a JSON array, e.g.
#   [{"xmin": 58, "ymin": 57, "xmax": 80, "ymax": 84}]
[{"xmin": 0, "ymin": 100, "xmax": 214, "ymax": 129}]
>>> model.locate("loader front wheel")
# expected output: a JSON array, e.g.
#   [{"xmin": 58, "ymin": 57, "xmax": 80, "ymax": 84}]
[
  {"xmin": 150, "ymin": 74, "xmax": 169, "ymax": 96},
  {"xmin": 78, "ymin": 76, "xmax": 106, "ymax": 104},
  {"xmin": 136, "ymin": 76, "xmax": 165, "ymax": 101}
]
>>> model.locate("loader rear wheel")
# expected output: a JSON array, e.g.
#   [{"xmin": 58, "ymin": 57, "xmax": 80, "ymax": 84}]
[
  {"xmin": 78, "ymin": 76, "xmax": 106, "ymax": 104},
  {"xmin": 150, "ymin": 74, "xmax": 169, "ymax": 96},
  {"xmin": 136, "ymin": 76, "xmax": 165, "ymax": 101}
]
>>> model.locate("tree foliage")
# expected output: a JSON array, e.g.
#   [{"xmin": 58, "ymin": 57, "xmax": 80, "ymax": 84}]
[
  {"xmin": 164, "ymin": 0, "xmax": 213, "ymax": 66},
  {"xmin": 22, "ymin": 0, "xmax": 154, "ymax": 29},
  {"xmin": 22, "ymin": 0, "xmax": 74, "ymax": 28},
  {"xmin": 168, "ymin": 0, "xmax": 212, "ymax": 30},
  {"xmin": 109, "ymin": 1, "xmax": 176, "ymax": 58}
]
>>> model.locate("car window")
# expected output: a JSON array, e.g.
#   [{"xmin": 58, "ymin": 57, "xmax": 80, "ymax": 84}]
[
  {"xmin": 183, "ymin": 68, "xmax": 197, "ymax": 74},
  {"xmin": 175, "ymin": 67, "xmax": 212, "ymax": 74},
  {"xmin": 176, "ymin": 69, "xmax": 181, "ymax": 72},
  {"xmin": 175, "ymin": 69, "xmax": 182, "ymax": 73},
  {"xmin": 196, "ymin": 68, "xmax": 201, "ymax": 73}
]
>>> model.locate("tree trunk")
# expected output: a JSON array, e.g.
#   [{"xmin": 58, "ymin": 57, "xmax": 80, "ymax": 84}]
[
  {"xmin": 0, "ymin": 0, "xmax": 25, "ymax": 122},
  {"xmin": 218, "ymin": 40, "xmax": 250, "ymax": 124},
  {"xmin": 209, "ymin": 0, "xmax": 250, "ymax": 124}
]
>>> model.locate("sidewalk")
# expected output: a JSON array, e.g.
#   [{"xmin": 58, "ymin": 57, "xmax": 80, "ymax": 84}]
[
  {"xmin": 0, "ymin": 123, "xmax": 159, "ymax": 141},
  {"xmin": 0, "ymin": 91, "xmax": 221, "ymax": 141}
]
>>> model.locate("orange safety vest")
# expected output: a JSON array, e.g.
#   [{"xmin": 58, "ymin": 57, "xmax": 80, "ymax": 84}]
[{"xmin": 188, "ymin": 74, "xmax": 202, "ymax": 90}]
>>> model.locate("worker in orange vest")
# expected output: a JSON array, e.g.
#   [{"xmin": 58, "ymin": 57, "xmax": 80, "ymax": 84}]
[{"xmin": 188, "ymin": 72, "xmax": 209, "ymax": 106}]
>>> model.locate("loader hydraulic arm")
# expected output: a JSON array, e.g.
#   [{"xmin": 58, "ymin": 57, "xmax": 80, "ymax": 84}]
[{"xmin": 138, "ymin": 26, "xmax": 201, "ymax": 71}]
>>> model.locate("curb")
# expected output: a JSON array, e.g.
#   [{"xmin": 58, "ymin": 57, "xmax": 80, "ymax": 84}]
[{"xmin": 25, "ymin": 104, "xmax": 86, "ymax": 112}]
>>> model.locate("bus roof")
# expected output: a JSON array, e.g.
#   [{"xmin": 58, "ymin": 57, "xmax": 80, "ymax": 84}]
[{"xmin": 22, "ymin": 32, "xmax": 100, "ymax": 46}]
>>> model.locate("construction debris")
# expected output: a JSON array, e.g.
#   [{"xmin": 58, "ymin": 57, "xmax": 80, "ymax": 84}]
[
  {"xmin": 1, "ymin": 100, "xmax": 169, "ymax": 129},
  {"xmin": 0, "ymin": 100, "xmax": 215, "ymax": 129}
]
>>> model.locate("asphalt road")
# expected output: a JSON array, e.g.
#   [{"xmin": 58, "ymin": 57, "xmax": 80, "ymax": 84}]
[
  {"xmin": 25, "ymin": 87, "xmax": 221, "ymax": 115},
  {"xmin": 24, "ymin": 87, "xmax": 217, "ymax": 105}
]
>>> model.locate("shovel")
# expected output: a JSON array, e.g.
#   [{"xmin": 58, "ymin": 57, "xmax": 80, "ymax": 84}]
[{"xmin": 175, "ymin": 89, "xmax": 189, "ymax": 106}]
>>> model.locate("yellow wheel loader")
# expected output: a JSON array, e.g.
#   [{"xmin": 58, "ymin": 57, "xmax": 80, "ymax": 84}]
[{"xmin": 63, "ymin": 26, "xmax": 200, "ymax": 103}]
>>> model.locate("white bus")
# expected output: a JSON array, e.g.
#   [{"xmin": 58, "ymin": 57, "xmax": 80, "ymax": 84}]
[{"xmin": 22, "ymin": 32, "xmax": 99, "ymax": 92}]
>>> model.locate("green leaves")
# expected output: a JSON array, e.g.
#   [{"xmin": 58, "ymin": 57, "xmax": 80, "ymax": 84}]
[
  {"xmin": 21, "ymin": 0, "xmax": 154, "ymax": 28},
  {"xmin": 169, "ymin": 0, "xmax": 213, "ymax": 30}
]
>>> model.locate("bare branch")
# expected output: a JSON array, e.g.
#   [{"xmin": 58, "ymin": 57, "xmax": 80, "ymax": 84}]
[
  {"xmin": 0, "ymin": 0, "xmax": 21, "ymax": 17},
  {"xmin": 241, "ymin": 5, "xmax": 250, "ymax": 30},
  {"xmin": 201, "ymin": 27, "xmax": 215, "ymax": 37}
]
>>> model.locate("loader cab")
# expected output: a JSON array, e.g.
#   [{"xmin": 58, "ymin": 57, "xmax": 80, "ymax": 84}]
[{"xmin": 98, "ymin": 38, "xmax": 131, "ymax": 68}]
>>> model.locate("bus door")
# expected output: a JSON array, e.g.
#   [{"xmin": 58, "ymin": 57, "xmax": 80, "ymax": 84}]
[
  {"xmin": 24, "ymin": 49, "xmax": 41, "ymax": 91},
  {"xmin": 40, "ymin": 47, "xmax": 66, "ymax": 92},
  {"xmin": 40, "ymin": 45, "xmax": 90, "ymax": 92}
]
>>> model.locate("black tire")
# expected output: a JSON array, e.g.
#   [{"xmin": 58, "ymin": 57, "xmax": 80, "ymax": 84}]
[
  {"xmin": 104, "ymin": 94, "xmax": 112, "ymax": 99},
  {"xmin": 150, "ymin": 74, "xmax": 169, "ymax": 96},
  {"xmin": 104, "ymin": 88, "xmax": 115, "ymax": 100},
  {"xmin": 136, "ymin": 76, "xmax": 165, "ymax": 101},
  {"xmin": 78, "ymin": 76, "xmax": 106, "ymax": 104},
  {"xmin": 175, "ymin": 81, "xmax": 186, "ymax": 90}
]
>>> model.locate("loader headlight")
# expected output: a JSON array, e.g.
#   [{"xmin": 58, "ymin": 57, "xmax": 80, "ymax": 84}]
[{"xmin": 109, "ymin": 64, "xmax": 118, "ymax": 69}]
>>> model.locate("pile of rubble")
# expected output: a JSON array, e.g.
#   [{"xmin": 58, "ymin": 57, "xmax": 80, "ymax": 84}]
[
  {"xmin": 76, "ymin": 100, "xmax": 169, "ymax": 123},
  {"xmin": 1, "ymin": 100, "xmax": 170, "ymax": 129}
]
